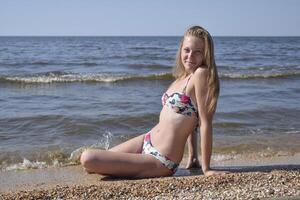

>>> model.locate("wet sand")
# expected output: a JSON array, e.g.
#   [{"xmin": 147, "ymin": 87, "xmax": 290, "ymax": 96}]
[{"xmin": 1, "ymin": 155, "xmax": 300, "ymax": 199}]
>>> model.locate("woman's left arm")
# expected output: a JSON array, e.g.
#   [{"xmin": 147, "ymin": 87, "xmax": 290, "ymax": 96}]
[
  {"xmin": 194, "ymin": 68, "xmax": 228, "ymax": 176},
  {"xmin": 186, "ymin": 130, "xmax": 200, "ymax": 169}
]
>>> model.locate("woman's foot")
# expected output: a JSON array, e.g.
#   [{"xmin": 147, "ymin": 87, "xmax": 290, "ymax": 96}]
[{"xmin": 185, "ymin": 157, "xmax": 201, "ymax": 169}]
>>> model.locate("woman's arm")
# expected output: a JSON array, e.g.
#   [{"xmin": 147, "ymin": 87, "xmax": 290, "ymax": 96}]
[
  {"xmin": 194, "ymin": 68, "xmax": 211, "ymax": 173},
  {"xmin": 186, "ymin": 130, "xmax": 200, "ymax": 168},
  {"xmin": 194, "ymin": 68, "xmax": 228, "ymax": 176},
  {"xmin": 199, "ymin": 117, "xmax": 213, "ymax": 173}
]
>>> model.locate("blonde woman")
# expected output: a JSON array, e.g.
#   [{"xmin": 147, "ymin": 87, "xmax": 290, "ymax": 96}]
[{"xmin": 80, "ymin": 26, "xmax": 228, "ymax": 178}]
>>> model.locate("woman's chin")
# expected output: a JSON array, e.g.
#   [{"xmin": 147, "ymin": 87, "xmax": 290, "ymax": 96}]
[{"xmin": 184, "ymin": 65, "xmax": 196, "ymax": 73}]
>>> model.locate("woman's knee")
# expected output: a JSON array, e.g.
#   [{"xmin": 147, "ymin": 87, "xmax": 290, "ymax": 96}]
[{"xmin": 80, "ymin": 149, "xmax": 99, "ymax": 168}]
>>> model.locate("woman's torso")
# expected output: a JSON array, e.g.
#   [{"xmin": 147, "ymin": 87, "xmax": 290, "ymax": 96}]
[{"xmin": 149, "ymin": 75, "xmax": 199, "ymax": 163}]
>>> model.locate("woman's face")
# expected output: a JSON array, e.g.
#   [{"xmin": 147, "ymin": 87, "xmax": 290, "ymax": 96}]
[{"xmin": 181, "ymin": 36, "xmax": 204, "ymax": 73}]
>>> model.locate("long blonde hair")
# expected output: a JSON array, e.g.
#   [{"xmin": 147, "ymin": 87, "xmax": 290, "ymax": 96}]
[{"xmin": 173, "ymin": 26, "xmax": 220, "ymax": 115}]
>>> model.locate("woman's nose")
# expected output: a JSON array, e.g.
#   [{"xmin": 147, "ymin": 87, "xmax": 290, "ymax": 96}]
[{"xmin": 187, "ymin": 51, "xmax": 194, "ymax": 58}]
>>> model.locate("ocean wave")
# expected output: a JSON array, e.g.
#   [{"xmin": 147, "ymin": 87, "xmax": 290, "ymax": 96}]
[
  {"xmin": 2, "ymin": 130, "xmax": 300, "ymax": 171},
  {"xmin": 220, "ymin": 71, "xmax": 300, "ymax": 79},
  {"xmin": 0, "ymin": 72, "xmax": 173, "ymax": 84},
  {"xmin": 1, "ymin": 70, "xmax": 299, "ymax": 84},
  {"xmin": 2, "ymin": 132, "xmax": 113, "ymax": 171}
]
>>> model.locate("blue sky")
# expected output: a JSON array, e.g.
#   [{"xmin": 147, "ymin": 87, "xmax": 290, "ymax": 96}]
[{"xmin": 0, "ymin": 0, "xmax": 299, "ymax": 36}]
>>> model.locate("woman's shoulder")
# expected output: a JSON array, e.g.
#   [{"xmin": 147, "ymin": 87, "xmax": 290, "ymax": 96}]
[
  {"xmin": 194, "ymin": 66, "xmax": 208, "ymax": 75},
  {"xmin": 193, "ymin": 66, "xmax": 208, "ymax": 80}
]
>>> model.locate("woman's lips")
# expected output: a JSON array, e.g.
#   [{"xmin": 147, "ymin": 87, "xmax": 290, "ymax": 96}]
[{"xmin": 185, "ymin": 61, "xmax": 195, "ymax": 65}]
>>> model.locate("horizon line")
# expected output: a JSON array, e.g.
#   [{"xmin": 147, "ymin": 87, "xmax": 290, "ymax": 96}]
[{"xmin": 0, "ymin": 35, "xmax": 299, "ymax": 37}]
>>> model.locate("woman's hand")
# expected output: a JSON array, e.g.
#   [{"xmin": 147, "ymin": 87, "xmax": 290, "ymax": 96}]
[
  {"xmin": 186, "ymin": 157, "xmax": 201, "ymax": 169},
  {"xmin": 203, "ymin": 169, "xmax": 230, "ymax": 176}
]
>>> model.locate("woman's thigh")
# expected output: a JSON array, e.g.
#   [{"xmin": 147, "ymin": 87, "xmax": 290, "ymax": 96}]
[
  {"xmin": 108, "ymin": 134, "xmax": 145, "ymax": 153},
  {"xmin": 81, "ymin": 149, "xmax": 172, "ymax": 178}
]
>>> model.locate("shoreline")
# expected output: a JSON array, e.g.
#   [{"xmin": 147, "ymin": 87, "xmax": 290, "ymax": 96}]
[{"xmin": 1, "ymin": 155, "xmax": 300, "ymax": 199}]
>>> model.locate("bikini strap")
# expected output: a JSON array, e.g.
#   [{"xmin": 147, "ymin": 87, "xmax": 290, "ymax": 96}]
[{"xmin": 182, "ymin": 75, "xmax": 192, "ymax": 94}]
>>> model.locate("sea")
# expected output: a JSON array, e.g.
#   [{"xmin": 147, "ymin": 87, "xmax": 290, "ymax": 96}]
[{"xmin": 0, "ymin": 36, "xmax": 299, "ymax": 171}]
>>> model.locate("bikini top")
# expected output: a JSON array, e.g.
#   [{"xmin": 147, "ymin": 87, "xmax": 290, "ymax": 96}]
[{"xmin": 161, "ymin": 75, "xmax": 198, "ymax": 118}]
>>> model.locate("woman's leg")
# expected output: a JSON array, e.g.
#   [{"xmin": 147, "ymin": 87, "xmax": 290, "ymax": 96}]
[
  {"xmin": 108, "ymin": 134, "xmax": 145, "ymax": 153},
  {"xmin": 80, "ymin": 149, "xmax": 172, "ymax": 178}
]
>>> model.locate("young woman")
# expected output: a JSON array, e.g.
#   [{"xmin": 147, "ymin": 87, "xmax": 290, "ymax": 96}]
[{"xmin": 80, "ymin": 26, "xmax": 228, "ymax": 178}]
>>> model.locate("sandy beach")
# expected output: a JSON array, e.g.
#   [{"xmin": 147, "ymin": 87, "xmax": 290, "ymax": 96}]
[{"xmin": 1, "ymin": 155, "xmax": 300, "ymax": 199}]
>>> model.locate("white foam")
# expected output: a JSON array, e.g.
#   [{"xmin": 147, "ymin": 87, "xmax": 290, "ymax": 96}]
[
  {"xmin": 5, "ymin": 158, "xmax": 48, "ymax": 171},
  {"xmin": 5, "ymin": 74, "xmax": 127, "ymax": 83},
  {"xmin": 3, "ymin": 72, "xmax": 172, "ymax": 83},
  {"xmin": 212, "ymin": 154, "xmax": 238, "ymax": 161}
]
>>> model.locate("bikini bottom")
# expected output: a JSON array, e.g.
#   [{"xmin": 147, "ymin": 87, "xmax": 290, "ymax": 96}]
[{"xmin": 142, "ymin": 132, "xmax": 179, "ymax": 173}]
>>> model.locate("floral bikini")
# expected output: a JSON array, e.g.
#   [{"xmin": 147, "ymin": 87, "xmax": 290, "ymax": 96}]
[
  {"xmin": 161, "ymin": 75, "xmax": 198, "ymax": 118},
  {"xmin": 142, "ymin": 75, "xmax": 198, "ymax": 173},
  {"xmin": 142, "ymin": 132, "xmax": 179, "ymax": 173}
]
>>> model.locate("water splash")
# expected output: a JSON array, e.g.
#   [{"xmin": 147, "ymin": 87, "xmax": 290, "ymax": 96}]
[
  {"xmin": 103, "ymin": 131, "xmax": 113, "ymax": 150},
  {"xmin": 68, "ymin": 131, "xmax": 114, "ymax": 163}
]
